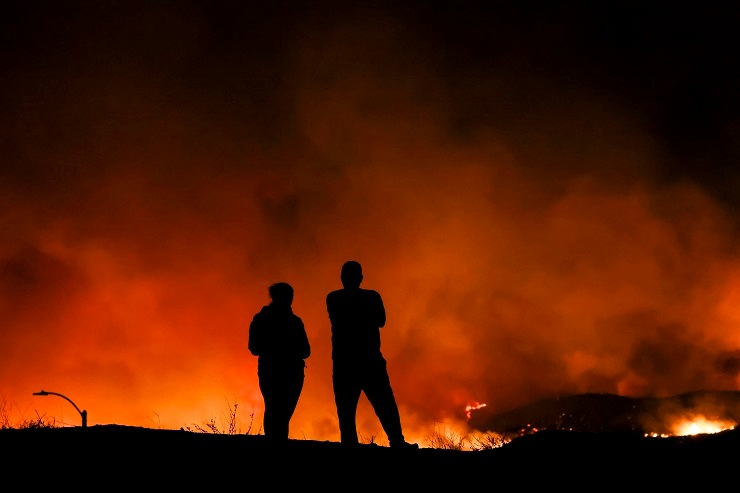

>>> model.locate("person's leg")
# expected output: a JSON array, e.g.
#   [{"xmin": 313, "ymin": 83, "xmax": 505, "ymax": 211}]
[
  {"xmin": 363, "ymin": 362, "xmax": 406, "ymax": 446},
  {"xmin": 258, "ymin": 371, "xmax": 279, "ymax": 439},
  {"xmin": 333, "ymin": 364, "xmax": 362, "ymax": 445},
  {"xmin": 285, "ymin": 372, "xmax": 304, "ymax": 420},
  {"xmin": 270, "ymin": 391, "xmax": 290, "ymax": 441},
  {"xmin": 279, "ymin": 371, "xmax": 305, "ymax": 439}
]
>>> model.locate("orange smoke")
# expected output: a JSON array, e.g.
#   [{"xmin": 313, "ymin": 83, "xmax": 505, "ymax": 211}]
[{"xmin": 1, "ymin": 3, "xmax": 738, "ymax": 447}]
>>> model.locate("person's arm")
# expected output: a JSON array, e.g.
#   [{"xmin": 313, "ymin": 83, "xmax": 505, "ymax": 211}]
[
  {"xmin": 326, "ymin": 291, "xmax": 338, "ymax": 326},
  {"xmin": 297, "ymin": 317, "xmax": 311, "ymax": 360},
  {"xmin": 374, "ymin": 291, "xmax": 386, "ymax": 328},
  {"xmin": 247, "ymin": 313, "xmax": 263, "ymax": 356}
]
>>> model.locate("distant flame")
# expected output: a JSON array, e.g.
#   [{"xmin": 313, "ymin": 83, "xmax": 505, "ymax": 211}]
[
  {"xmin": 465, "ymin": 402, "xmax": 487, "ymax": 420},
  {"xmin": 669, "ymin": 416, "xmax": 736, "ymax": 436},
  {"xmin": 646, "ymin": 415, "xmax": 737, "ymax": 438}
]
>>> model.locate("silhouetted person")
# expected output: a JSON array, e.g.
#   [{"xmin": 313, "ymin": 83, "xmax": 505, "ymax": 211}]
[
  {"xmin": 326, "ymin": 260, "xmax": 418, "ymax": 449},
  {"xmin": 249, "ymin": 282, "xmax": 311, "ymax": 441}
]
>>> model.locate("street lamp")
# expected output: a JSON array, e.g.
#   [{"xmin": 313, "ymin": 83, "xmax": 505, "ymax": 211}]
[{"xmin": 33, "ymin": 390, "xmax": 87, "ymax": 428}]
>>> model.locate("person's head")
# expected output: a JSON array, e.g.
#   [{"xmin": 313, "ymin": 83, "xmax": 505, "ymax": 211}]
[
  {"xmin": 340, "ymin": 260, "xmax": 363, "ymax": 289},
  {"xmin": 268, "ymin": 282, "xmax": 294, "ymax": 306}
]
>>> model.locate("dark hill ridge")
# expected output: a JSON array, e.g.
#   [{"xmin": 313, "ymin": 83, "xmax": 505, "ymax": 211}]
[
  {"xmin": 468, "ymin": 390, "xmax": 740, "ymax": 436},
  {"xmin": 3, "ymin": 422, "xmax": 739, "ymax": 488}
]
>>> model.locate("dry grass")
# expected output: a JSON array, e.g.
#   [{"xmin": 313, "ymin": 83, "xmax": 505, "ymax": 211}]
[
  {"xmin": 425, "ymin": 421, "xmax": 468, "ymax": 450},
  {"xmin": 424, "ymin": 420, "xmax": 509, "ymax": 450},
  {"xmin": 184, "ymin": 398, "xmax": 258, "ymax": 435},
  {"xmin": 468, "ymin": 431, "xmax": 510, "ymax": 450},
  {"xmin": 1, "ymin": 392, "xmax": 56, "ymax": 429}
]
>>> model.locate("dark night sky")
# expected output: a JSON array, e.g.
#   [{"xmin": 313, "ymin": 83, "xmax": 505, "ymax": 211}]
[{"xmin": 3, "ymin": 1, "xmax": 738, "ymax": 204}]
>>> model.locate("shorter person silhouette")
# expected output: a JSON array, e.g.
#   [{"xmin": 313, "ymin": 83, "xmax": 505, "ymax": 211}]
[
  {"xmin": 248, "ymin": 282, "xmax": 311, "ymax": 441},
  {"xmin": 326, "ymin": 260, "xmax": 418, "ymax": 449}
]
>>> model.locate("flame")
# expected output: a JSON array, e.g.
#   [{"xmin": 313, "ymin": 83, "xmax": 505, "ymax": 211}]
[
  {"xmin": 669, "ymin": 415, "xmax": 736, "ymax": 436},
  {"xmin": 465, "ymin": 402, "xmax": 487, "ymax": 420},
  {"xmin": 646, "ymin": 415, "xmax": 737, "ymax": 438}
]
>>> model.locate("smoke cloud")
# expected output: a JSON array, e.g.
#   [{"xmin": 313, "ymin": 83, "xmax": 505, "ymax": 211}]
[{"xmin": 2, "ymin": 2, "xmax": 738, "ymax": 443}]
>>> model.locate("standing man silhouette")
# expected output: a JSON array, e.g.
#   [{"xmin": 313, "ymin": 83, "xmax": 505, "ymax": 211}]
[
  {"xmin": 249, "ymin": 282, "xmax": 311, "ymax": 441},
  {"xmin": 326, "ymin": 260, "xmax": 417, "ymax": 449}
]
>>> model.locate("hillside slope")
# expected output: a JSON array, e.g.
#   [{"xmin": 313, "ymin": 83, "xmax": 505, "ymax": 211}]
[{"xmin": 4, "ymin": 423, "xmax": 739, "ymax": 488}]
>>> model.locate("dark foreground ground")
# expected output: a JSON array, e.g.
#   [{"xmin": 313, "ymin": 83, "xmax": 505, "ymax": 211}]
[{"xmin": 3, "ymin": 424, "xmax": 738, "ymax": 488}]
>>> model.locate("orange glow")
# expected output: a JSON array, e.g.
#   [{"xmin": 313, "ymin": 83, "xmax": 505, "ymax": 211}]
[
  {"xmin": 645, "ymin": 416, "xmax": 736, "ymax": 438},
  {"xmin": 668, "ymin": 416, "xmax": 736, "ymax": 436}
]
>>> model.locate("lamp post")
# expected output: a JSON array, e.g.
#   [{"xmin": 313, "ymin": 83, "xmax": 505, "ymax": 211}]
[{"xmin": 33, "ymin": 390, "xmax": 87, "ymax": 428}]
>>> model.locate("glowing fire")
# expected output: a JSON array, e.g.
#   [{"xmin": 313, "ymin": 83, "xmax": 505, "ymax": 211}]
[
  {"xmin": 465, "ymin": 402, "xmax": 487, "ymax": 420},
  {"xmin": 645, "ymin": 415, "xmax": 737, "ymax": 438}
]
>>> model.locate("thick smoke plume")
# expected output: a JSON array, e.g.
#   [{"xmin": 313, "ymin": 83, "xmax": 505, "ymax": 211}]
[{"xmin": 2, "ymin": 2, "xmax": 738, "ymax": 443}]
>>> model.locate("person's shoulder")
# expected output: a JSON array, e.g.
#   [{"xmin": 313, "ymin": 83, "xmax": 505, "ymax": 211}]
[
  {"xmin": 252, "ymin": 305, "xmax": 267, "ymax": 314},
  {"xmin": 326, "ymin": 289, "xmax": 343, "ymax": 300},
  {"xmin": 250, "ymin": 306, "xmax": 269, "ymax": 323}
]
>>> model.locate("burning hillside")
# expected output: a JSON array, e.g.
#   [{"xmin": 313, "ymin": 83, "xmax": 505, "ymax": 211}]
[{"xmin": 468, "ymin": 390, "xmax": 740, "ymax": 438}]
